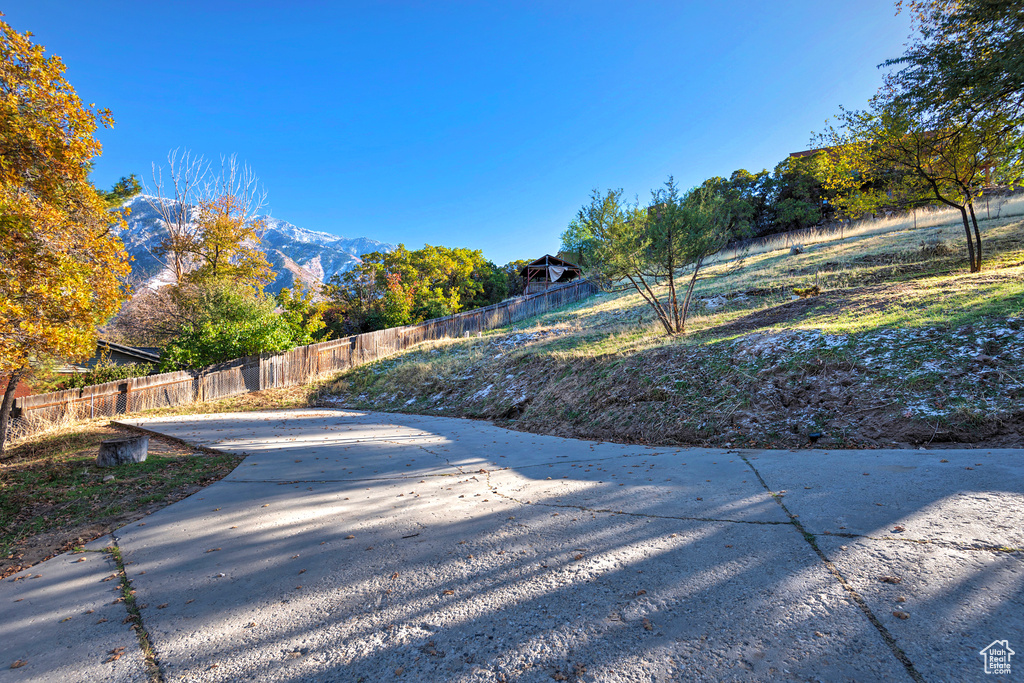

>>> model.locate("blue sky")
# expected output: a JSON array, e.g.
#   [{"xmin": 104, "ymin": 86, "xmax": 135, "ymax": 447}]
[{"xmin": 6, "ymin": 1, "xmax": 911, "ymax": 264}]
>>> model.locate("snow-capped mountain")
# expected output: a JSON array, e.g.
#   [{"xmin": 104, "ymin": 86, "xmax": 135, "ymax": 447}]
[{"xmin": 117, "ymin": 195, "xmax": 393, "ymax": 294}]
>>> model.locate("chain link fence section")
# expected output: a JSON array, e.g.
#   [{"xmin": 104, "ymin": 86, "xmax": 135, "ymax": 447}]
[{"xmin": 8, "ymin": 279, "xmax": 599, "ymax": 444}]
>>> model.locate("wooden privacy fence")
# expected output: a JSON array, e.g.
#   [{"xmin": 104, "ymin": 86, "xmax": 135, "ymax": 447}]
[{"xmin": 9, "ymin": 279, "xmax": 598, "ymax": 441}]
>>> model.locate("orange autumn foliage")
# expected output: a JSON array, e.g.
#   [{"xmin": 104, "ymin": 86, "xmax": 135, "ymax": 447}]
[{"xmin": 0, "ymin": 18, "xmax": 130, "ymax": 375}]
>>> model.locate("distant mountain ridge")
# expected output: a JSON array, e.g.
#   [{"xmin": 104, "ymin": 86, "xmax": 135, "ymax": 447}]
[{"xmin": 117, "ymin": 195, "xmax": 394, "ymax": 294}]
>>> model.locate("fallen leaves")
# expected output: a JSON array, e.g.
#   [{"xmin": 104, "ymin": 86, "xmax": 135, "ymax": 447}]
[
  {"xmin": 74, "ymin": 557, "xmax": 87, "ymax": 563},
  {"xmin": 157, "ymin": 603, "xmax": 168, "ymax": 609},
  {"xmin": 105, "ymin": 647, "xmax": 125, "ymax": 663},
  {"xmin": 10, "ymin": 660, "xmax": 26, "ymax": 669},
  {"xmin": 892, "ymin": 525, "xmax": 905, "ymax": 533},
  {"xmin": 635, "ymin": 590, "xmax": 647, "ymax": 596},
  {"xmin": 442, "ymin": 589, "xmax": 454, "ymax": 596},
  {"xmin": 345, "ymin": 535, "xmax": 355, "ymax": 540},
  {"xmin": 206, "ymin": 548, "xmax": 221, "ymax": 553},
  {"xmin": 101, "ymin": 574, "xmax": 117, "ymax": 582},
  {"xmin": 892, "ymin": 610, "xmax": 910, "ymax": 620},
  {"xmin": 879, "ymin": 575, "xmax": 902, "ymax": 584},
  {"xmin": 641, "ymin": 617, "xmax": 653, "ymax": 631}
]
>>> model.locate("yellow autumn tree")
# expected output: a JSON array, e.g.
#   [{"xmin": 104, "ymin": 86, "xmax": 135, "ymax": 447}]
[
  {"xmin": 0, "ymin": 18, "xmax": 130, "ymax": 451},
  {"xmin": 184, "ymin": 192, "xmax": 274, "ymax": 290}
]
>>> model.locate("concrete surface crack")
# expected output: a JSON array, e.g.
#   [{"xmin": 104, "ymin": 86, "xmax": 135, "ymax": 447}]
[
  {"xmin": 399, "ymin": 440, "xmax": 469, "ymax": 474},
  {"xmin": 823, "ymin": 531, "xmax": 1024, "ymax": 554},
  {"xmin": 738, "ymin": 454, "xmax": 925, "ymax": 683},
  {"xmin": 483, "ymin": 471, "xmax": 789, "ymax": 527},
  {"xmin": 104, "ymin": 536, "xmax": 165, "ymax": 683}
]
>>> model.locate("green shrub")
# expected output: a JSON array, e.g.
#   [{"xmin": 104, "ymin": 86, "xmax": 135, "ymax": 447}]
[
  {"xmin": 50, "ymin": 357, "xmax": 154, "ymax": 390},
  {"xmin": 158, "ymin": 285, "xmax": 296, "ymax": 371}
]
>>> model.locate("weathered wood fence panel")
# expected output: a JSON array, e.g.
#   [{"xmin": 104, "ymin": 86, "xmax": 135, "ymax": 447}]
[{"xmin": 8, "ymin": 279, "xmax": 598, "ymax": 441}]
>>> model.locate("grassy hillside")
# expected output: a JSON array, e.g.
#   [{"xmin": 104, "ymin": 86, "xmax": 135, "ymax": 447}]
[{"xmin": 322, "ymin": 212, "xmax": 1024, "ymax": 449}]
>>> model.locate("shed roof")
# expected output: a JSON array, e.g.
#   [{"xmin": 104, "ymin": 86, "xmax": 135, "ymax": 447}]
[{"xmin": 519, "ymin": 254, "xmax": 583, "ymax": 277}]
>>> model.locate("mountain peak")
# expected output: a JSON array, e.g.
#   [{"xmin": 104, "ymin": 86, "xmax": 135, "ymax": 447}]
[{"xmin": 117, "ymin": 195, "xmax": 394, "ymax": 294}]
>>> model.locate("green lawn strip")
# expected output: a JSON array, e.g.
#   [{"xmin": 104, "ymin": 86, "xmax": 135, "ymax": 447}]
[{"xmin": 1, "ymin": 428, "xmax": 242, "ymax": 576}]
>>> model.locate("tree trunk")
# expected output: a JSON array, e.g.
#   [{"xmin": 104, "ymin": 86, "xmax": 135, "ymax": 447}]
[
  {"xmin": 666, "ymin": 227, "xmax": 681, "ymax": 332},
  {"xmin": 0, "ymin": 369, "xmax": 25, "ymax": 456},
  {"xmin": 678, "ymin": 258, "xmax": 705, "ymax": 334},
  {"xmin": 667, "ymin": 263, "xmax": 681, "ymax": 332},
  {"xmin": 967, "ymin": 201, "xmax": 982, "ymax": 271},
  {"xmin": 625, "ymin": 274, "xmax": 674, "ymax": 335},
  {"xmin": 958, "ymin": 207, "xmax": 978, "ymax": 272}
]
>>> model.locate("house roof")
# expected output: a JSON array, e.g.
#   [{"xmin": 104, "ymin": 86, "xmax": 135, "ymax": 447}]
[
  {"xmin": 97, "ymin": 340, "xmax": 161, "ymax": 363},
  {"xmin": 57, "ymin": 340, "xmax": 162, "ymax": 373}
]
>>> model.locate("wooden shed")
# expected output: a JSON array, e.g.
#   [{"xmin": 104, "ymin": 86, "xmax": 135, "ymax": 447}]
[{"xmin": 519, "ymin": 254, "xmax": 583, "ymax": 294}]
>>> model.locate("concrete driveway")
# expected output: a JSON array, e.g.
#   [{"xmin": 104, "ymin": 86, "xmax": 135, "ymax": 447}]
[{"xmin": 2, "ymin": 409, "xmax": 1022, "ymax": 682}]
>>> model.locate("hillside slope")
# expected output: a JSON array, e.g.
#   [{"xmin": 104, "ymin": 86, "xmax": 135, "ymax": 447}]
[{"xmin": 322, "ymin": 215, "xmax": 1024, "ymax": 449}]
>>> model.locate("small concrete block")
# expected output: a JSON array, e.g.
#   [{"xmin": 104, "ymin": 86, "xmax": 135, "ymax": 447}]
[{"xmin": 96, "ymin": 435, "xmax": 149, "ymax": 467}]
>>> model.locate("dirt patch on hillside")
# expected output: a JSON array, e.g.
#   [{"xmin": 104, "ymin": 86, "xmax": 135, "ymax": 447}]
[{"xmin": 709, "ymin": 296, "xmax": 825, "ymax": 334}]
